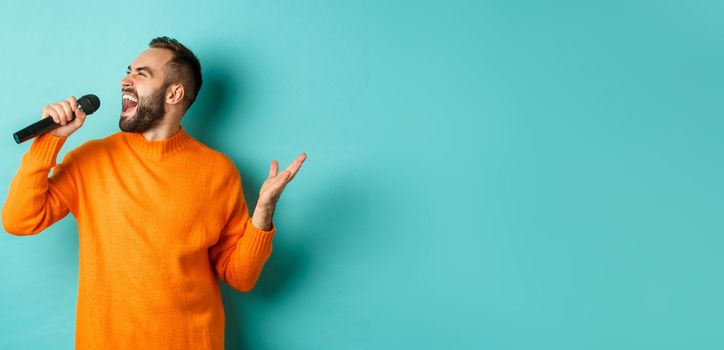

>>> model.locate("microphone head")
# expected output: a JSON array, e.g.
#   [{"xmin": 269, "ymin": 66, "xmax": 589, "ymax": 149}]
[{"xmin": 77, "ymin": 94, "xmax": 101, "ymax": 115}]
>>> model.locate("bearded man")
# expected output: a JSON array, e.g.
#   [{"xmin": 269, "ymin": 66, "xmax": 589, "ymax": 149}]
[{"xmin": 2, "ymin": 36, "xmax": 306, "ymax": 349}]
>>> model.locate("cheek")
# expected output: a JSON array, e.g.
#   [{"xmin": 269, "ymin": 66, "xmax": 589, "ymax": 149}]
[
  {"xmin": 135, "ymin": 87, "xmax": 151, "ymax": 98},
  {"xmin": 138, "ymin": 82, "xmax": 166, "ymax": 100}
]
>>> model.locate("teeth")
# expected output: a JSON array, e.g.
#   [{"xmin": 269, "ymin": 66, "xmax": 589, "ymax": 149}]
[{"xmin": 122, "ymin": 95, "xmax": 138, "ymax": 103}]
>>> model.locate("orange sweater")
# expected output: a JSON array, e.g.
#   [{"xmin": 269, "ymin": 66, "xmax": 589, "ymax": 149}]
[{"xmin": 2, "ymin": 126, "xmax": 276, "ymax": 349}]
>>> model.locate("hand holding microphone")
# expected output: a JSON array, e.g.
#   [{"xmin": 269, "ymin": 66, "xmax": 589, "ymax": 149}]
[
  {"xmin": 45, "ymin": 96, "xmax": 88, "ymax": 137},
  {"xmin": 13, "ymin": 94, "xmax": 101, "ymax": 144}
]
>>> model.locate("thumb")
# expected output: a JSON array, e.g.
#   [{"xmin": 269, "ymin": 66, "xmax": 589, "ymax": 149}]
[{"xmin": 73, "ymin": 110, "xmax": 87, "ymax": 127}]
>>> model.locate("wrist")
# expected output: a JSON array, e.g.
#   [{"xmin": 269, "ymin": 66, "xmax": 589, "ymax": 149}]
[
  {"xmin": 251, "ymin": 215, "xmax": 272, "ymax": 231},
  {"xmin": 255, "ymin": 202, "xmax": 274, "ymax": 214}
]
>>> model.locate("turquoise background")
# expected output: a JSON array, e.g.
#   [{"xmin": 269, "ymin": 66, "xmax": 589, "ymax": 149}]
[{"xmin": 1, "ymin": 0, "xmax": 723, "ymax": 349}]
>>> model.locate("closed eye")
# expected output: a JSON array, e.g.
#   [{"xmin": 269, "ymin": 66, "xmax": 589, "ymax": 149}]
[{"xmin": 126, "ymin": 66, "xmax": 153, "ymax": 78}]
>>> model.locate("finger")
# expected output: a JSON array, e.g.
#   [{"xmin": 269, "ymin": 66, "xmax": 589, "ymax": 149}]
[
  {"xmin": 287, "ymin": 165, "xmax": 299, "ymax": 181},
  {"xmin": 74, "ymin": 104, "xmax": 87, "ymax": 122},
  {"xmin": 43, "ymin": 105, "xmax": 60, "ymax": 124},
  {"xmin": 59, "ymin": 101, "xmax": 73, "ymax": 123},
  {"xmin": 269, "ymin": 160, "xmax": 278, "ymax": 178},
  {"xmin": 67, "ymin": 96, "xmax": 78, "ymax": 112},
  {"xmin": 73, "ymin": 109, "xmax": 87, "ymax": 127},
  {"xmin": 281, "ymin": 159, "xmax": 297, "ymax": 176},
  {"xmin": 68, "ymin": 96, "xmax": 86, "ymax": 122},
  {"xmin": 276, "ymin": 179, "xmax": 291, "ymax": 194},
  {"xmin": 294, "ymin": 152, "xmax": 307, "ymax": 171},
  {"xmin": 49, "ymin": 104, "xmax": 67, "ymax": 125},
  {"xmin": 75, "ymin": 108, "xmax": 87, "ymax": 121},
  {"xmin": 286, "ymin": 153, "xmax": 307, "ymax": 180}
]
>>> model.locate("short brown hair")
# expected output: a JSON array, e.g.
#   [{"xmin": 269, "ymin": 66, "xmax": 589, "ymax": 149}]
[{"xmin": 149, "ymin": 36, "xmax": 202, "ymax": 109}]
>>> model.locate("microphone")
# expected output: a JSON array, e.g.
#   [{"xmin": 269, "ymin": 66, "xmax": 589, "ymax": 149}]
[{"xmin": 13, "ymin": 94, "xmax": 101, "ymax": 144}]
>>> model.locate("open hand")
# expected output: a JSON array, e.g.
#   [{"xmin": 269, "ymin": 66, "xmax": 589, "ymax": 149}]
[{"xmin": 258, "ymin": 152, "xmax": 307, "ymax": 209}]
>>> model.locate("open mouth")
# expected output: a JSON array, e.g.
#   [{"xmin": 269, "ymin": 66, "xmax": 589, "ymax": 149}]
[{"xmin": 122, "ymin": 94, "xmax": 138, "ymax": 115}]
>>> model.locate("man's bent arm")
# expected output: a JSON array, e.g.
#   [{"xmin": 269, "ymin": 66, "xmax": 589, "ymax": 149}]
[
  {"xmin": 2, "ymin": 133, "xmax": 75, "ymax": 235},
  {"xmin": 209, "ymin": 170, "xmax": 276, "ymax": 292}
]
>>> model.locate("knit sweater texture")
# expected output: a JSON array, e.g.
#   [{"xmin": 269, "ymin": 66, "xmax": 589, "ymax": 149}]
[{"xmin": 2, "ymin": 126, "xmax": 276, "ymax": 349}]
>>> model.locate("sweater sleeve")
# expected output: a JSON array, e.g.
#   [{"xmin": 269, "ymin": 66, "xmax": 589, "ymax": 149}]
[
  {"xmin": 209, "ymin": 169, "xmax": 276, "ymax": 293},
  {"xmin": 2, "ymin": 132, "xmax": 78, "ymax": 235}
]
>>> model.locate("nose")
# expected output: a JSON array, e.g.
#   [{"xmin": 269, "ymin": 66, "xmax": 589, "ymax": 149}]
[{"xmin": 120, "ymin": 74, "xmax": 134, "ymax": 89}]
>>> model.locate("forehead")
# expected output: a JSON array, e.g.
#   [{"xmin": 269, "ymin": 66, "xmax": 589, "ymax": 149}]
[{"xmin": 129, "ymin": 48, "xmax": 173, "ymax": 74}]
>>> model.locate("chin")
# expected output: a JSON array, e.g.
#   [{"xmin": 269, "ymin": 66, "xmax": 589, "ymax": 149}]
[{"xmin": 120, "ymin": 109, "xmax": 137, "ymax": 119}]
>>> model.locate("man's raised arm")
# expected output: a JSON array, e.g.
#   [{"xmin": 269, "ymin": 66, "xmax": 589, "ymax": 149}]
[{"xmin": 2, "ymin": 97, "xmax": 86, "ymax": 235}]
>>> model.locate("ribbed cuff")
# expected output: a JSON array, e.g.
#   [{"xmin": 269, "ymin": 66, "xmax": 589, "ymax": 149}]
[
  {"xmin": 26, "ymin": 132, "xmax": 67, "ymax": 167},
  {"xmin": 240, "ymin": 217, "xmax": 276, "ymax": 254}
]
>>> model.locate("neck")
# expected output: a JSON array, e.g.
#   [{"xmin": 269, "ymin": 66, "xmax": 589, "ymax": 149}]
[
  {"xmin": 139, "ymin": 111, "xmax": 183, "ymax": 141},
  {"xmin": 141, "ymin": 123, "xmax": 180, "ymax": 141},
  {"xmin": 122, "ymin": 123, "xmax": 193, "ymax": 158}
]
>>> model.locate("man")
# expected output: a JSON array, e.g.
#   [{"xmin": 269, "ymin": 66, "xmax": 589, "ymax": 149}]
[{"xmin": 2, "ymin": 36, "xmax": 306, "ymax": 349}]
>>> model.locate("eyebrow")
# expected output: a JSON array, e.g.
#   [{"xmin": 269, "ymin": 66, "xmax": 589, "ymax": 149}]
[{"xmin": 127, "ymin": 65, "xmax": 154, "ymax": 77}]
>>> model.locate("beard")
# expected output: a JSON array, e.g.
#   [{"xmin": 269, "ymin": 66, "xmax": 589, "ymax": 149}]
[{"xmin": 119, "ymin": 83, "xmax": 168, "ymax": 133}]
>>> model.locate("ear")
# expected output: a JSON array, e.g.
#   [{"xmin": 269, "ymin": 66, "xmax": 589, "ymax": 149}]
[{"xmin": 165, "ymin": 84, "xmax": 185, "ymax": 106}]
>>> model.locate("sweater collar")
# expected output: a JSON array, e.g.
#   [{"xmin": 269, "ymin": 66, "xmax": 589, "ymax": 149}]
[{"xmin": 122, "ymin": 126, "xmax": 194, "ymax": 158}]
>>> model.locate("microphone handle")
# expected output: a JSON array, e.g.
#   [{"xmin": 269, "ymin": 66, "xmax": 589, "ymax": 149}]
[{"xmin": 13, "ymin": 112, "xmax": 77, "ymax": 144}]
